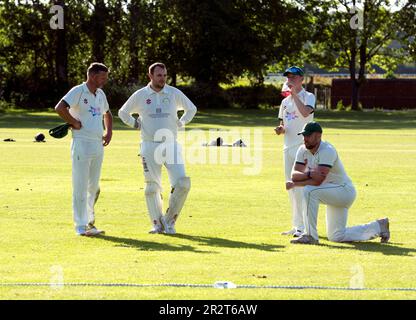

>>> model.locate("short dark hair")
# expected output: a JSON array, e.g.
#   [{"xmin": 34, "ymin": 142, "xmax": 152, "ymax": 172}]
[
  {"xmin": 149, "ymin": 62, "xmax": 166, "ymax": 75},
  {"xmin": 87, "ymin": 62, "xmax": 109, "ymax": 75}
]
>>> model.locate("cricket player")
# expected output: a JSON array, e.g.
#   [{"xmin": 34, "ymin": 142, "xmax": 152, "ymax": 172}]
[
  {"xmin": 55, "ymin": 62, "xmax": 113, "ymax": 236},
  {"xmin": 275, "ymin": 66, "xmax": 315, "ymax": 237},
  {"xmin": 118, "ymin": 62, "xmax": 197, "ymax": 234},
  {"xmin": 286, "ymin": 122, "xmax": 390, "ymax": 245}
]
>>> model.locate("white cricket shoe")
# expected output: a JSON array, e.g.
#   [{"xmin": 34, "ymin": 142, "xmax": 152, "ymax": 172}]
[
  {"xmin": 84, "ymin": 225, "xmax": 105, "ymax": 236},
  {"xmin": 377, "ymin": 218, "xmax": 390, "ymax": 243},
  {"xmin": 290, "ymin": 234, "xmax": 319, "ymax": 245},
  {"xmin": 281, "ymin": 228, "xmax": 303, "ymax": 237},
  {"xmin": 148, "ymin": 226, "xmax": 164, "ymax": 234}
]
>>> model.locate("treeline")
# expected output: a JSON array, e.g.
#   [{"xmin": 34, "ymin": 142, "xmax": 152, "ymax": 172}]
[{"xmin": 0, "ymin": 0, "xmax": 414, "ymax": 110}]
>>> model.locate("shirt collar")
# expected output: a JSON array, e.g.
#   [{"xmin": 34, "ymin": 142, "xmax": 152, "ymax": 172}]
[
  {"xmin": 146, "ymin": 83, "xmax": 169, "ymax": 95},
  {"xmin": 82, "ymin": 82, "xmax": 97, "ymax": 95}
]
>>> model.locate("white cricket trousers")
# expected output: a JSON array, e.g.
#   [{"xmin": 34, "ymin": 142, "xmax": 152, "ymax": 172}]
[
  {"xmin": 140, "ymin": 141, "xmax": 186, "ymax": 188},
  {"xmin": 71, "ymin": 138, "xmax": 103, "ymax": 229},
  {"xmin": 284, "ymin": 144, "xmax": 304, "ymax": 231},
  {"xmin": 302, "ymin": 183, "xmax": 381, "ymax": 242},
  {"xmin": 140, "ymin": 141, "xmax": 186, "ymax": 226}
]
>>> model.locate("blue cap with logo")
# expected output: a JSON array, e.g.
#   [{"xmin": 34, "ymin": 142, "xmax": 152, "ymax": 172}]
[{"xmin": 283, "ymin": 66, "xmax": 304, "ymax": 77}]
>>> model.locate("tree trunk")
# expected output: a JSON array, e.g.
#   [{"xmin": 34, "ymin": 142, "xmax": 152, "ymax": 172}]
[
  {"xmin": 91, "ymin": 0, "xmax": 106, "ymax": 63},
  {"xmin": 347, "ymin": 0, "xmax": 359, "ymax": 110},
  {"xmin": 355, "ymin": 0, "xmax": 370, "ymax": 110},
  {"xmin": 109, "ymin": 0, "xmax": 122, "ymax": 81},
  {"xmin": 171, "ymin": 72, "xmax": 177, "ymax": 87},
  {"xmin": 128, "ymin": 0, "xmax": 141, "ymax": 83},
  {"xmin": 351, "ymin": 79, "xmax": 359, "ymax": 111},
  {"xmin": 55, "ymin": 1, "xmax": 68, "ymax": 90}
]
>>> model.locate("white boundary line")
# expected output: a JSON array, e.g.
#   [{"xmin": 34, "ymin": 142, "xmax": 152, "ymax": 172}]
[{"xmin": 0, "ymin": 283, "xmax": 415, "ymax": 291}]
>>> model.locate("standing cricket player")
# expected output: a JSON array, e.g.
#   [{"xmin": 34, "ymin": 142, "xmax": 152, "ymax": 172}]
[
  {"xmin": 275, "ymin": 66, "xmax": 315, "ymax": 237},
  {"xmin": 287, "ymin": 122, "xmax": 390, "ymax": 245},
  {"xmin": 118, "ymin": 62, "xmax": 197, "ymax": 234},
  {"xmin": 55, "ymin": 62, "xmax": 113, "ymax": 236}
]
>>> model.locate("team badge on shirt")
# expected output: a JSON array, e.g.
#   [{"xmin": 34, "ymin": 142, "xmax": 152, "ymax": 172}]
[
  {"xmin": 162, "ymin": 97, "xmax": 170, "ymax": 105},
  {"xmin": 88, "ymin": 106, "xmax": 101, "ymax": 117},
  {"xmin": 285, "ymin": 111, "xmax": 298, "ymax": 121},
  {"xmin": 146, "ymin": 99, "xmax": 152, "ymax": 105}
]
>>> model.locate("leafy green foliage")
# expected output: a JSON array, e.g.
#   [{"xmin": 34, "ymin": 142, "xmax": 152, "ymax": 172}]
[
  {"xmin": 0, "ymin": 1, "xmax": 413, "ymax": 109},
  {"xmin": 302, "ymin": 0, "xmax": 414, "ymax": 109}
]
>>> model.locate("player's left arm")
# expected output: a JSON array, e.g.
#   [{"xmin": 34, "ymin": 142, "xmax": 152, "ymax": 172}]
[
  {"xmin": 176, "ymin": 90, "xmax": 197, "ymax": 127},
  {"xmin": 287, "ymin": 145, "xmax": 331, "ymax": 190},
  {"xmin": 286, "ymin": 164, "xmax": 330, "ymax": 190},
  {"xmin": 288, "ymin": 164, "xmax": 330, "ymax": 189},
  {"xmin": 102, "ymin": 95, "xmax": 113, "ymax": 146}
]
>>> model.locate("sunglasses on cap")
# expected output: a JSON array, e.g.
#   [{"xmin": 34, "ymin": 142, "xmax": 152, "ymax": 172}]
[{"xmin": 283, "ymin": 66, "xmax": 304, "ymax": 76}]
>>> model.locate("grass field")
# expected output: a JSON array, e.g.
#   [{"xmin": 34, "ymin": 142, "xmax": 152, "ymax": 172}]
[{"xmin": 0, "ymin": 108, "xmax": 415, "ymax": 300}]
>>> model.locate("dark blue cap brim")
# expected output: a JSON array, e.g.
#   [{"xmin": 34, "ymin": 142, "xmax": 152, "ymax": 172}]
[{"xmin": 284, "ymin": 71, "xmax": 304, "ymax": 76}]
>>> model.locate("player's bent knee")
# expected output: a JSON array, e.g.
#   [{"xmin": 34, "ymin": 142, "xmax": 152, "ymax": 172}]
[{"xmin": 145, "ymin": 182, "xmax": 160, "ymax": 195}]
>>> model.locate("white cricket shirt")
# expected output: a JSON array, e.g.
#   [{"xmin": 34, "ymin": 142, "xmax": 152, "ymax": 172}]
[
  {"xmin": 62, "ymin": 83, "xmax": 109, "ymax": 141},
  {"xmin": 295, "ymin": 141, "xmax": 353, "ymax": 186},
  {"xmin": 118, "ymin": 84, "xmax": 197, "ymax": 142},
  {"xmin": 278, "ymin": 88, "xmax": 315, "ymax": 149}
]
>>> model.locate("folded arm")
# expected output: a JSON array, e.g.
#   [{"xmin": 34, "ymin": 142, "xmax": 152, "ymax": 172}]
[{"xmin": 286, "ymin": 162, "xmax": 330, "ymax": 190}]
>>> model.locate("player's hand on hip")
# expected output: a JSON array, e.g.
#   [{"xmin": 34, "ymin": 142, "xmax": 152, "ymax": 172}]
[
  {"xmin": 71, "ymin": 120, "xmax": 82, "ymax": 130},
  {"xmin": 103, "ymin": 131, "xmax": 112, "ymax": 146},
  {"xmin": 286, "ymin": 181, "xmax": 295, "ymax": 190},
  {"xmin": 177, "ymin": 119, "xmax": 185, "ymax": 128}
]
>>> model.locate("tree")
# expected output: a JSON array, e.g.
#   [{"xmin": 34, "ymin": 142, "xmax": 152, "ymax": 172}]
[
  {"xmin": 154, "ymin": 1, "xmax": 308, "ymax": 84},
  {"xmin": 303, "ymin": 0, "xmax": 409, "ymax": 110},
  {"xmin": 396, "ymin": 0, "xmax": 416, "ymax": 61},
  {"xmin": 87, "ymin": 0, "xmax": 108, "ymax": 63},
  {"xmin": 53, "ymin": 0, "xmax": 68, "ymax": 90},
  {"xmin": 0, "ymin": 1, "xmax": 55, "ymax": 105}
]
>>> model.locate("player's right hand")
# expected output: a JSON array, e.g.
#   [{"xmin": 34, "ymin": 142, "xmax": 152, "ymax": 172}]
[
  {"xmin": 274, "ymin": 126, "xmax": 285, "ymax": 135},
  {"xmin": 286, "ymin": 181, "xmax": 295, "ymax": 190}
]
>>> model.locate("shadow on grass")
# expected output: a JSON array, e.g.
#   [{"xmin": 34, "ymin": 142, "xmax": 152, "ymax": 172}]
[
  {"xmin": 93, "ymin": 233, "xmax": 283, "ymax": 253},
  {"xmin": 93, "ymin": 234, "xmax": 212, "ymax": 253},
  {"xmin": 319, "ymin": 238, "xmax": 416, "ymax": 256},
  {"xmin": 167, "ymin": 233, "xmax": 284, "ymax": 252}
]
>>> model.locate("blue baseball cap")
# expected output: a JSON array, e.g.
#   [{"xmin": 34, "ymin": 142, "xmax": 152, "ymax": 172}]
[{"xmin": 283, "ymin": 66, "xmax": 304, "ymax": 76}]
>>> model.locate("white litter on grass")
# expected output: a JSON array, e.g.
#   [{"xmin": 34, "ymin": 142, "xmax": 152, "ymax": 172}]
[{"xmin": 213, "ymin": 281, "xmax": 237, "ymax": 289}]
